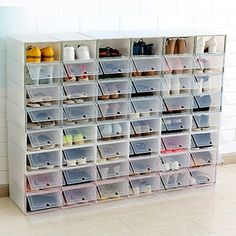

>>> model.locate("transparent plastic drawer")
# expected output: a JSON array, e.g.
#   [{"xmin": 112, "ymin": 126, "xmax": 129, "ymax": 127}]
[
  {"xmin": 63, "ymin": 146, "xmax": 95, "ymax": 165},
  {"xmin": 98, "ymin": 78, "xmax": 131, "ymax": 96},
  {"xmin": 191, "ymin": 132, "xmax": 219, "ymax": 148},
  {"xmin": 192, "ymin": 112, "xmax": 220, "ymax": 130},
  {"xmin": 189, "ymin": 166, "xmax": 216, "ymax": 185},
  {"xmin": 132, "ymin": 77, "xmax": 163, "ymax": 93},
  {"xmin": 198, "ymin": 54, "xmax": 225, "ymax": 70},
  {"xmin": 27, "ymin": 171, "xmax": 61, "ymax": 191},
  {"xmin": 98, "ymin": 121, "xmax": 129, "ymax": 139},
  {"xmin": 162, "ymin": 115, "xmax": 191, "ymax": 132},
  {"xmin": 160, "ymin": 170, "xmax": 190, "ymax": 189},
  {"xmin": 130, "ymin": 137, "xmax": 159, "ymax": 155},
  {"xmin": 130, "ymin": 174, "xmax": 159, "ymax": 195},
  {"xmin": 191, "ymin": 149, "xmax": 217, "ymax": 166},
  {"xmin": 63, "ymin": 166, "xmax": 96, "ymax": 185},
  {"xmin": 63, "ymin": 125, "xmax": 96, "ymax": 145},
  {"xmin": 129, "ymin": 143, "xmax": 135, "ymax": 156},
  {"xmin": 97, "ymin": 179, "xmax": 129, "ymax": 200},
  {"xmin": 26, "ymin": 62, "xmax": 66, "ymax": 80},
  {"xmin": 130, "ymin": 157, "xmax": 158, "ymax": 175},
  {"xmin": 26, "ymin": 85, "xmax": 62, "ymax": 102},
  {"xmin": 160, "ymin": 153, "xmax": 191, "ymax": 170},
  {"xmin": 98, "ymin": 141, "xmax": 128, "ymax": 160},
  {"xmin": 27, "ymin": 191, "xmax": 62, "ymax": 212},
  {"xmin": 64, "ymin": 103, "xmax": 97, "ymax": 121},
  {"xmin": 99, "ymin": 57, "xmax": 135, "ymax": 74},
  {"xmin": 63, "ymin": 184, "xmax": 96, "ymax": 205},
  {"xmin": 27, "ymin": 151, "xmax": 61, "ymax": 170},
  {"xmin": 161, "ymin": 134, "xmax": 189, "ymax": 151},
  {"xmin": 131, "ymin": 96, "xmax": 162, "ymax": 114},
  {"xmin": 163, "ymin": 95, "xmax": 192, "ymax": 112},
  {"xmin": 64, "ymin": 59, "xmax": 102, "ymax": 77},
  {"xmin": 63, "ymin": 82, "xmax": 97, "ymax": 99},
  {"xmin": 97, "ymin": 161, "xmax": 129, "ymax": 179},
  {"xmin": 98, "ymin": 100, "xmax": 130, "ymax": 118},
  {"xmin": 131, "ymin": 118, "xmax": 160, "ymax": 135},
  {"xmin": 193, "ymin": 93, "xmax": 222, "ymax": 110},
  {"xmin": 132, "ymin": 56, "xmax": 169, "ymax": 72},
  {"xmin": 165, "ymin": 55, "xmax": 201, "ymax": 70},
  {"xmin": 28, "ymin": 129, "xmax": 62, "ymax": 148},
  {"xmin": 27, "ymin": 107, "xmax": 64, "ymax": 123}
]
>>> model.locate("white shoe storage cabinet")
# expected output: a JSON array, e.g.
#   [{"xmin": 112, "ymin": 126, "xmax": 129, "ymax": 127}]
[{"xmin": 7, "ymin": 32, "xmax": 226, "ymax": 214}]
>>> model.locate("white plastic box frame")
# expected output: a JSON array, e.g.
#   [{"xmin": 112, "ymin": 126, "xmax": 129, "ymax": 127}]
[{"xmin": 6, "ymin": 31, "xmax": 225, "ymax": 214}]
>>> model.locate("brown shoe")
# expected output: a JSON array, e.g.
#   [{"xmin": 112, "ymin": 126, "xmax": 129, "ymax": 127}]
[
  {"xmin": 176, "ymin": 38, "xmax": 186, "ymax": 54},
  {"xmin": 165, "ymin": 38, "xmax": 176, "ymax": 54}
]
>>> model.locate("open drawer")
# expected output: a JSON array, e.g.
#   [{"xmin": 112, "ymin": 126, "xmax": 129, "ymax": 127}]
[
  {"xmin": 63, "ymin": 103, "xmax": 97, "ymax": 122},
  {"xmin": 132, "ymin": 55, "xmax": 169, "ymax": 72},
  {"xmin": 130, "ymin": 136, "xmax": 159, "ymax": 155},
  {"xmin": 163, "ymin": 95, "xmax": 193, "ymax": 112},
  {"xmin": 63, "ymin": 165, "xmax": 96, "ymax": 185},
  {"xmin": 27, "ymin": 107, "xmax": 64, "ymax": 123},
  {"xmin": 197, "ymin": 54, "xmax": 225, "ymax": 71},
  {"xmin": 98, "ymin": 100, "xmax": 130, "ymax": 118},
  {"xmin": 97, "ymin": 178, "xmax": 129, "ymax": 200},
  {"xmin": 97, "ymin": 160, "xmax": 129, "ymax": 179},
  {"xmin": 191, "ymin": 149, "xmax": 217, "ymax": 166},
  {"xmin": 131, "ymin": 118, "xmax": 160, "ymax": 136},
  {"xmin": 97, "ymin": 141, "xmax": 129, "ymax": 161},
  {"xmin": 162, "ymin": 115, "xmax": 191, "ymax": 133},
  {"xmin": 63, "ymin": 125, "xmax": 96, "ymax": 146},
  {"xmin": 27, "ymin": 190, "xmax": 62, "ymax": 212},
  {"xmin": 26, "ymin": 85, "xmax": 63, "ymax": 102},
  {"xmin": 161, "ymin": 134, "xmax": 190, "ymax": 152},
  {"xmin": 191, "ymin": 132, "xmax": 219, "ymax": 149},
  {"xmin": 99, "ymin": 57, "xmax": 135, "ymax": 74},
  {"xmin": 27, "ymin": 150, "xmax": 61, "ymax": 171},
  {"xmin": 63, "ymin": 183, "xmax": 96, "ymax": 205},
  {"xmin": 27, "ymin": 171, "xmax": 62, "ymax": 191},
  {"xmin": 64, "ymin": 59, "xmax": 102, "ymax": 77},
  {"xmin": 63, "ymin": 146, "xmax": 95, "ymax": 166},
  {"xmin": 26, "ymin": 62, "xmax": 66, "ymax": 80},
  {"xmin": 98, "ymin": 121, "xmax": 129, "ymax": 139},
  {"xmin": 131, "ymin": 76, "xmax": 164, "ymax": 94},
  {"xmin": 130, "ymin": 156, "xmax": 159, "ymax": 175},
  {"xmin": 193, "ymin": 92, "xmax": 222, "ymax": 111},
  {"xmin": 164, "ymin": 55, "xmax": 201, "ymax": 71},
  {"xmin": 160, "ymin": 152, "xmax": 191, "ymax": 171},
  {"xmin": 189, "ymin": 166, "xmax": 216, "ymax": 185},
  {"xmin": 28, "ymin": 129, "xmax": 62, "ymax": 148},
  {"xmin": 129, "ymin": 174, "xmax": 159, "ymax": 195},
  {"xmin": 192, "ymin": 112, "xmax": 220, "ymax": 131},
  {"xmin": 63, "ymin": 82, "xmax": 97, "ymax": 99},
  {"xmin": 160, "ymin": 170, "xmax": 190, "ymax": 189},
  {"xmin": 98, "ymin": 78, "xmax": 131, "ymax": 97}
]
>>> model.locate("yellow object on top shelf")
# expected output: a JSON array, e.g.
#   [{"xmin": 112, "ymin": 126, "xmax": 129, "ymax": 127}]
[
  {"xmin": 41, "ymin": 47, "xmax": 55, "ymax": 62},
  {"xmin": 26, "ymin": 46, "xmax": 41, "ymax": 63}
]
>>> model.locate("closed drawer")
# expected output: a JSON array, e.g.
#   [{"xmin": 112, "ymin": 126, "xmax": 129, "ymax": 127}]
[
  {"xmin": 64, "ymin": 82, "xmax": 97, "ymax": 99},
  {"xmin": 130, "ymin": 157, "xmax": 158, "ymax": 175},
  {"xmin": 99, "ymin": 57, "xmax": 135, "ymax": 74},
  {"xmin": 26, "ymin": 85, "xmax": 63, "ymax": 102},
  {"xmin": 163, "ymin": 95, "xmax": 192, "ymax": 112},
  {"xmin": 27, "ymin": 171, "xmax": 62, "ymax": 191},
  {"xmin": 193, "ymin": 93, "xmax": 222, "ymax": 110},
  {"xmin": 132, "ymin": 77, "xmax": 163, "ymax": 93},
  {"xmin": 27, "ymin": 191, "xmax": 62, "ymax": 212},
  {"xmin": 162, "ymin": 115, "xmax": 191, "ymax": 132},
  {"xmin": 64, "ymin": 59, "xmax": 102, "ymax": 77},
  {"xmin": 192, "ymin": 112, "xmax": 220, "ymax": 130},
  {"xmin": 131, "ymin": 118, "xmax": 160, "ymax": 135},
  {"xmin": 198, "ymin": 54, "xmax": 224, "ymax": 70},
  {"xmin": 191, "ymin": 132, "xmax": 219, "ymax": 149},
  {"xmin": 161, "ymin": 134, "xmax": 189, "ymax": 151},
  {"xmin": 97, "ymin": 161, "xmax": 129, "ymax": 179},
  {"xmin": 63, "ymin": 166, "xmax": 96, "ymax": 185},
  {"xmin": 189, "ymin": 166, "xmax": 216, "ymax": 185},
  {"xmin": 26, "ymin": 62, "xmax": 66, "ymax": 80},
  {"xmin": 27, "ymin": 151, "xmax": 61, "ymax": 171},
  {"xmin": 191, "ymin": 149, "xmax": 217, "ymax": 166},
  {"xmin": 63, "ymin": 184, "xmax": 96, "ymax": 205}
]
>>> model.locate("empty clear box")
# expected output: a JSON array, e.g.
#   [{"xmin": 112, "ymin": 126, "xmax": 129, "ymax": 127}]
[{"xmin": 191, "ymin": 149, "xmax": 217, "ymax": 166}]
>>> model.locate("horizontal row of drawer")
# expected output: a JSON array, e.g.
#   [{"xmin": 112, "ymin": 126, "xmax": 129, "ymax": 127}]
[
  {"xmin": 26, "ymin": 149, "xmax": 217, "ymax": 182},
  {"xmin": 26, "ymin": 73, "xmax": 223, "ymax": 102},
  {"xmin": 26, "ymin": 165, "xmax": 216, "ymax": 212},
  {"xmin": 26, "ymin": 54, "xmax": 225, "ymax": 81}
]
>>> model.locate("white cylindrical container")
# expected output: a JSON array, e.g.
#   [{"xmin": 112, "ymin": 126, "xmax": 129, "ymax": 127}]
[
  {"xmin": 75, "ymin": 45, "xmax": 90, "ymax": 60},
  {"xmin": 63, "ymin": 46, "xmax": 75, "ymax": 61}
]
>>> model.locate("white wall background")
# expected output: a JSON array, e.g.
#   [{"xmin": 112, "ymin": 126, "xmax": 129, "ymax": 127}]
[{"xmin": 0, "ymin": 0, "xmax": 235, "ymax": 185}]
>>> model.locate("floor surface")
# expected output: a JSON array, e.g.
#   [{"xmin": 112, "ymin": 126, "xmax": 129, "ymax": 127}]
[{"xmin": 1, "ymin": 164, "xmax": 236, "ymax": 236}]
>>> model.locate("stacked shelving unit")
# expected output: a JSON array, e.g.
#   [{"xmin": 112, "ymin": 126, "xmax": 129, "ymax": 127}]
[{"xmin": 7, "ymin": 32, "xmax": 226, "ymax": 214}]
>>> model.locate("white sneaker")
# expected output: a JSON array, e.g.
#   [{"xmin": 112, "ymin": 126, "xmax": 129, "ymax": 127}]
[
  {"xmin": 197, "ymin": 37, "xmax": 206, "ymax": 54},
  {"xmin": 207, "ymin": 36, "xmax": 217, "ymax": 53},
  {"xmin": 169, "ymin": 160, "xmax": 179, "ymax": 170},
  {"xmin": 170, "ymin": 77, "xmax": 180, "ymax": 95},
  {"xmin": 112, "ymin": 123, "xmax": 123, "ymax": 136},
  {"xmin": 76, "ymin": 45, "xmax": 90, "ymax": 60},
  {"xmin": 63, "ymin": 45, "xmax": 75, "ymax": 61}
]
